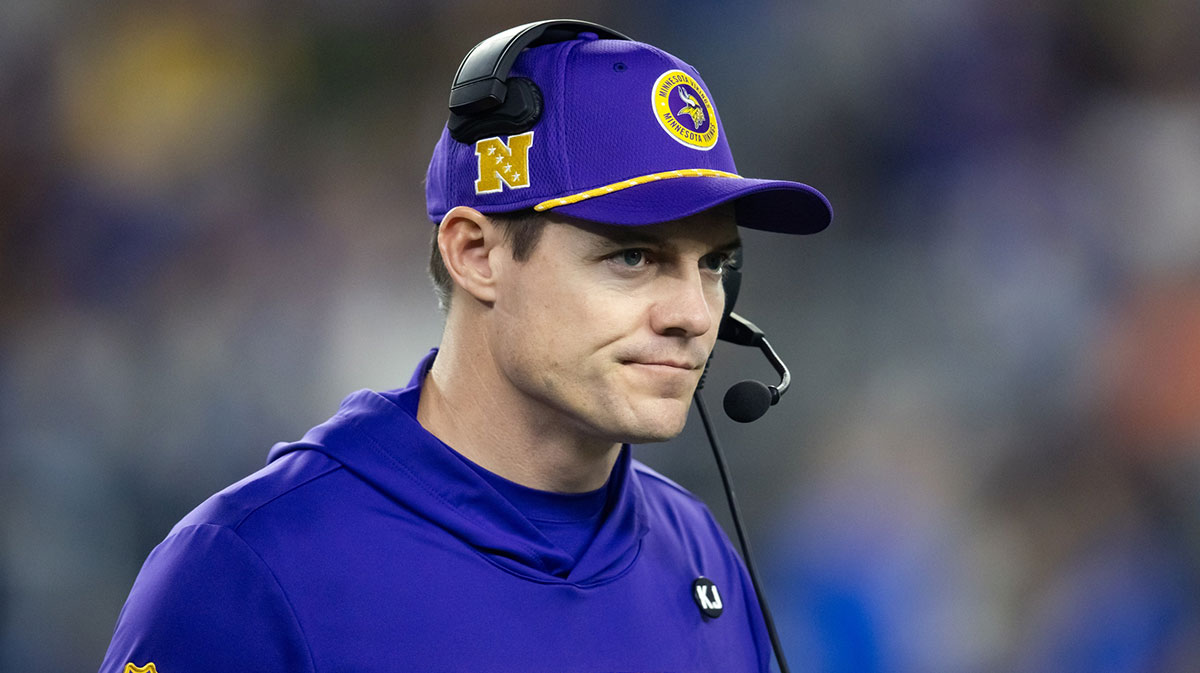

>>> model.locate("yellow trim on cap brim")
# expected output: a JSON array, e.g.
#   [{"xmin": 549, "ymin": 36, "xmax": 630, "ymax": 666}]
[{"xmin": 533, "ymin": 168, "xmax": 741, "ymax": 212}]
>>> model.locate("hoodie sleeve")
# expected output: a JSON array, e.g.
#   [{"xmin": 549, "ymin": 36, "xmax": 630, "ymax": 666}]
[{"xmin": 98, "ymin": 524, "xmax": 314, "ymax": 673}]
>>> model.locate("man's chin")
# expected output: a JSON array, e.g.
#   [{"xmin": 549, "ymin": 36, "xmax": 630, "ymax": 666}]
[{"xmin": 616, "ymin": 401, "xmax": 691, "ymax": 444}]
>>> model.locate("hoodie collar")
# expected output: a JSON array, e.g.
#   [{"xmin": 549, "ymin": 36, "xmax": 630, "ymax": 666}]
[{"xmin": 267, "ymin": 349, "xmax": 649, "ymax": 584}]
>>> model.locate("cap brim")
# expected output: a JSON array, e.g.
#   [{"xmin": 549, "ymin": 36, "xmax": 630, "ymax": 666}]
[{"xmin": 548, "ymin": 176, "xmax": 832, "ymax": 234}]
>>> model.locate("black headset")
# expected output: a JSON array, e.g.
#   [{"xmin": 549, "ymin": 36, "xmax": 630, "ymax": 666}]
[{"xmin": 447, "ymin": 20, "xmax": 631, "ymax": 144}]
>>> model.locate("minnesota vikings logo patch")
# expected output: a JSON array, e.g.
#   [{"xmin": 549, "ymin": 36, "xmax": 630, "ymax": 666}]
[{"xmin": 652, "ymin": 70, "xmax": 718, "ymax": 150}]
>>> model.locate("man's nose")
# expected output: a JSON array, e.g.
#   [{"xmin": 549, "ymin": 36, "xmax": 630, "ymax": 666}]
[{"xmin": 649, "ymin": 270, "xmax": 718, "ymax": 338}]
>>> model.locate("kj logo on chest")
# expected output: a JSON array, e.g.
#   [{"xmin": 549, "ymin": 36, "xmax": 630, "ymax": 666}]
[{"xmin": 692, "ymin": 576, "xmax": 724, "ymax": 619}]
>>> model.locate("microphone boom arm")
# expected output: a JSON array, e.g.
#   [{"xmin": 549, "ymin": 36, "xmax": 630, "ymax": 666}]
[
  {"xmin": 718, "ymin": 312, "xmax": 791, "ymax": 416},
  {"xmin": 758, "ymin": 335, "xmax": 789, "ymax": 403}
]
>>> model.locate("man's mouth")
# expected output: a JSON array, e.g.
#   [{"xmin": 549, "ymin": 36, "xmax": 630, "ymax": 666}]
[{"xmin": 622, "ymin": 359, "xmax": 703, "ymax": 371}]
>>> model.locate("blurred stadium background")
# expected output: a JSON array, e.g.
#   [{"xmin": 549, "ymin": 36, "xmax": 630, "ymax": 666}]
[{"xmin": 2, "ymin": 0, "xmax": 1200, "ymax": 671}]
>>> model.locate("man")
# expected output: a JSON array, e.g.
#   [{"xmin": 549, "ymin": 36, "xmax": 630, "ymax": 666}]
[{"xmin": 100, "ymin": 21, "xmax": 830, "ymax": 672}]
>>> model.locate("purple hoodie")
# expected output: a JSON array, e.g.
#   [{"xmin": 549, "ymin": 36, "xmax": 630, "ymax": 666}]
[{"xmin": 99, "ymin": 350, "xmax": 770, "ymax": 672}]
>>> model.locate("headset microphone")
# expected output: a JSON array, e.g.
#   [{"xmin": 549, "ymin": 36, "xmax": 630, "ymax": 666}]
[
  {"xmin": 715, "ymin": 248, "xmax": 791, "ymax": 423},
  {"xmin": 717, "ymin": 312, "xmax": 791, "ymax": 423}
]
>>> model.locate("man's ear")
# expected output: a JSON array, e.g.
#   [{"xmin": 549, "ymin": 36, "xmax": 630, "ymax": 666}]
[{"xmin": 437, "ymin": 206, "xmax": 503, "ymax": 305}]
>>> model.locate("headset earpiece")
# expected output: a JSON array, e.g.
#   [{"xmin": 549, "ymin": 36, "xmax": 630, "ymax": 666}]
[
  {"xmin": 447, "ymin": 20, "xmax": 633, "ymax": 144},
  {"xmin": 448, "ymin": 78, "xmax": 544, "ymax": 145}
]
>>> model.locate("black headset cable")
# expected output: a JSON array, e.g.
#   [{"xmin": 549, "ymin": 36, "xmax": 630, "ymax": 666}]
[{"xmin": 693, "ymin": 389, "xmax": 792, "ymax": 673}]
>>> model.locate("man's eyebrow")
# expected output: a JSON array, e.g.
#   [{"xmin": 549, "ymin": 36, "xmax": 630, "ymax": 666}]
[
  {"xmin": 590, "ymin": 227, "xmax": 742, "ymax": 253},
  {"xmin": 591, "ymin": 228, "xmax": 665, "ymax": 247}
]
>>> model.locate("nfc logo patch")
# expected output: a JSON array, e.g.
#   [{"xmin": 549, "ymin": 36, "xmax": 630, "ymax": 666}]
[
  {"xmin": 692, "ymin": 576, "xmax": 724, "ymax": 618},
  {"xmin": 475, "ymin": 132, "xmax": 534, "ymax": 194}
]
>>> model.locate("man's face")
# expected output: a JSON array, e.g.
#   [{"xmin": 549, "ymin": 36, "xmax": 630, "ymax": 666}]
[{"xmin": 487, "ymin": 207, "xmax": 740, "ymax": 445}]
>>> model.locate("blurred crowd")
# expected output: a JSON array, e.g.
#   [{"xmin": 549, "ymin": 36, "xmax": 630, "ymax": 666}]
[{"xmin": 2, "ymin": 0, "xmax": 1198, "ymax": 671}]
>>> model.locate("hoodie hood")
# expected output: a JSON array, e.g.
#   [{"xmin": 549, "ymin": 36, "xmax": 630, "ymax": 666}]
[{"xmin": 266, "ymin": 349, "xmax": 650, "ymax": 585}]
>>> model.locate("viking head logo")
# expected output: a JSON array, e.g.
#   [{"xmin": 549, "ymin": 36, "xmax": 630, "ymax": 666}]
[
  {"xmin": 653, "ymin": 70, "xmax": 719, "ymax": 150},
  {"xmin": 676, "ymin": 87, "xmax": 707, "ymax": 129}
]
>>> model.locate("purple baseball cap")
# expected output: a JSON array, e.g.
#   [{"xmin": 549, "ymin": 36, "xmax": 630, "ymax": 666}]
[{"xmin": 426, "ymin": 31, "xmax": 831, "ymax": 234}]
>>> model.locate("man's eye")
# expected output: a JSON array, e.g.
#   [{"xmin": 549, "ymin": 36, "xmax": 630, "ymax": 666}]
[
  {"xmin": 618, "ymin": 249, "xmax": 646, "ymax": 267},
  {"xmin": 701, "ymin": 253, "xmax": 731, "ymax": 273}
]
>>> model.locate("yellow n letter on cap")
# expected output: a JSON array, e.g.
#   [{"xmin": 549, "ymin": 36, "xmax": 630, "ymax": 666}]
[{"xmin": 475, "ymin": 132, "xmax": 534, "ymax": 194}]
